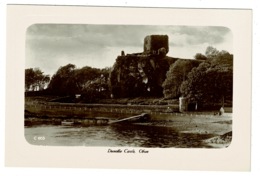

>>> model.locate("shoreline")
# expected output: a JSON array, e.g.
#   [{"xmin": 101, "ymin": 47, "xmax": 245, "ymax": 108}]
[
  {"xmin": 25, "ymin": 113, "xmax": 232, "ymax": 148},
  {"xmin": 25, "ymin": 99, "xmax": 232, "ymax": 148}
]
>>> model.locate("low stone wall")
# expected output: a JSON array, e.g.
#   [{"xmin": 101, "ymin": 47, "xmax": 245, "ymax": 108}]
[
  {"xmin": 25, "ymin": 102, "xmax": 232, "ymax": 119},
  {"xmin": 25, "ymin": 102, "xmax": 180, "ymax": 118}
]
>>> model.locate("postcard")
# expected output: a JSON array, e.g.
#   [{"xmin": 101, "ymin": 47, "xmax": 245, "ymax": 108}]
[{"xmin": 6, "ymin": 5, "xmax": 251, "ymax": 171}]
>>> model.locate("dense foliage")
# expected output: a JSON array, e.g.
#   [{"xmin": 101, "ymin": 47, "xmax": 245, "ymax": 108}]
[
  {"xmin": 47, "ymin": 64, "xmax": 77, "ymax": 95},
  {"xmin": 162, "ymin": 46, "xmax": 233, "ymax": 109},
  {"xmin": 25, "ymin": 68, "xmax": 50, "ymax": 91},
  {"xmin": 194, "ymin": 53, "xmax": 207, "ymax": 60},
  {"xmin": 46, "ymin": 64, "xmax": 111, "ymax": 102},
  {"xmin": 180, "ymin": 50, "xmax": 233, "ymax": 108},
  {"xmin": 162, "ymin": 59, "xmax": 201, "ymax": 99}
]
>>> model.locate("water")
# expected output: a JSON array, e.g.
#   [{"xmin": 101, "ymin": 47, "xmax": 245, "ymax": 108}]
[{"xmin": 25, "ymin": 123, "xmax": 214, "ymax": 148}]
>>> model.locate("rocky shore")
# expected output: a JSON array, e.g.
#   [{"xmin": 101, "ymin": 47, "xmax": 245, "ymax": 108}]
[
  {"xmin": 202, "ymin": 131, "xmax": 232, "ymax": 148},
  {"xmin": 134, "ymin": 114, "xmax": 232, "ymax": 148}
]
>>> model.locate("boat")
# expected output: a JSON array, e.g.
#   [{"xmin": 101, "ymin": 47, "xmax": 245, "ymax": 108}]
[
  {"xmin": 108, "ymin": 113, "xmax": 150, "ymax": 124},
  {"xmin": 61, "ymin": 120, "xmax": 74, "ymax": 126}
]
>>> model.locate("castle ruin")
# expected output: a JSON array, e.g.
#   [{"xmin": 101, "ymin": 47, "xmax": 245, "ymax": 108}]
[{"xmin": 109, "ymin": 35, "xmax": 177, "ymax": 98}]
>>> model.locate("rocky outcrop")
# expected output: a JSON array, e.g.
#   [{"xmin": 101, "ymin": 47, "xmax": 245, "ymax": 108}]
[
  {"xmin": 109, "ymin": 35, "xmax": 178, "ymax": 98},
  {"xmin": 203, "ymin": 131, "xmax": 232, "ymax": 148}
]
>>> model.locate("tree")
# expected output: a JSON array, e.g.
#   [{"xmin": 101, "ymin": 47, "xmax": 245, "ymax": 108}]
[
  {"xmin": 205, "ymin": 46, "xmax": 219, "ymax": 59},
  {"xmin": 162, "ymin": 59, "xmax": 201, "ymax": 99},
  {"xmin": 48, "ymin": 64, "xmax": 77, "ymax": 95},
  {"xmin": 48, "ymin": 64, "xmax": 111, "ymax": 99},
  {"xmin": 33, "ymin": 68, "xmax": 50, "ymax": 91},
  {"xmin": 180, "ymin": 51, "xmax": 233, "ymax": 109},
  {"xmin": 194, "ymin": 53, "xmax": 208, "ymax": 60},
  {"xmin": 81, "ymin": 74, "xmax": 110, "ymax": 102},
  {"xmin": 25, "ymin": 68, "xmax": 50, "ymax": 91},
  {"xmin": 180, "ymin": 61, "xmax": 212, "ymax": 105},
  {"xmin": 25, "ymin": 68, "xmax": 35, "ymax": 91},
  {"xmin": 73, "ymin": 66, "xmax": 101, "ymax": 93}
]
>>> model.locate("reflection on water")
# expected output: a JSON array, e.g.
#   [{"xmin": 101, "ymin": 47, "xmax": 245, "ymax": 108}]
[{"xmin": 25, "ymin": 124, "xmax": 214, "ymax": 148}]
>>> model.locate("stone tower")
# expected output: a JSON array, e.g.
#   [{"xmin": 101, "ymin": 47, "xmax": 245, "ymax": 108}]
[{"xmin": 143, "ymin": 35, "xmax": 169, "ymax": 55}]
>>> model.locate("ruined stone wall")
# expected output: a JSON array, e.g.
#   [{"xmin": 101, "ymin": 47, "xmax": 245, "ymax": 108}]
[
  {"xmin": 143, "ymin": 35, "xmax": 169, "ymax": 55},
  {"xmin": 110, "ymin": 54, "xmax": 177, "ymax": 98},
  {"xmin": 109, "ymin": 35, "xmax": 177, "ymax": 98}
]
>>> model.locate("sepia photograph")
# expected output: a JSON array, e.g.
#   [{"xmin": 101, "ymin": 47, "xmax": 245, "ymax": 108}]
[
  {"xmin": 24, "ymin": 24, "xmax": 233, "ymax": 148},
  {"xmin": 5, "ymin": 5, "xmax": 251, "ymax": 171}
]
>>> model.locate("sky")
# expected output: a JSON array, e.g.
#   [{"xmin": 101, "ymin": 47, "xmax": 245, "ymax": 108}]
[{"xmin": 26, "ymin": 24, "xmax": 233, "ymax": 76}]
